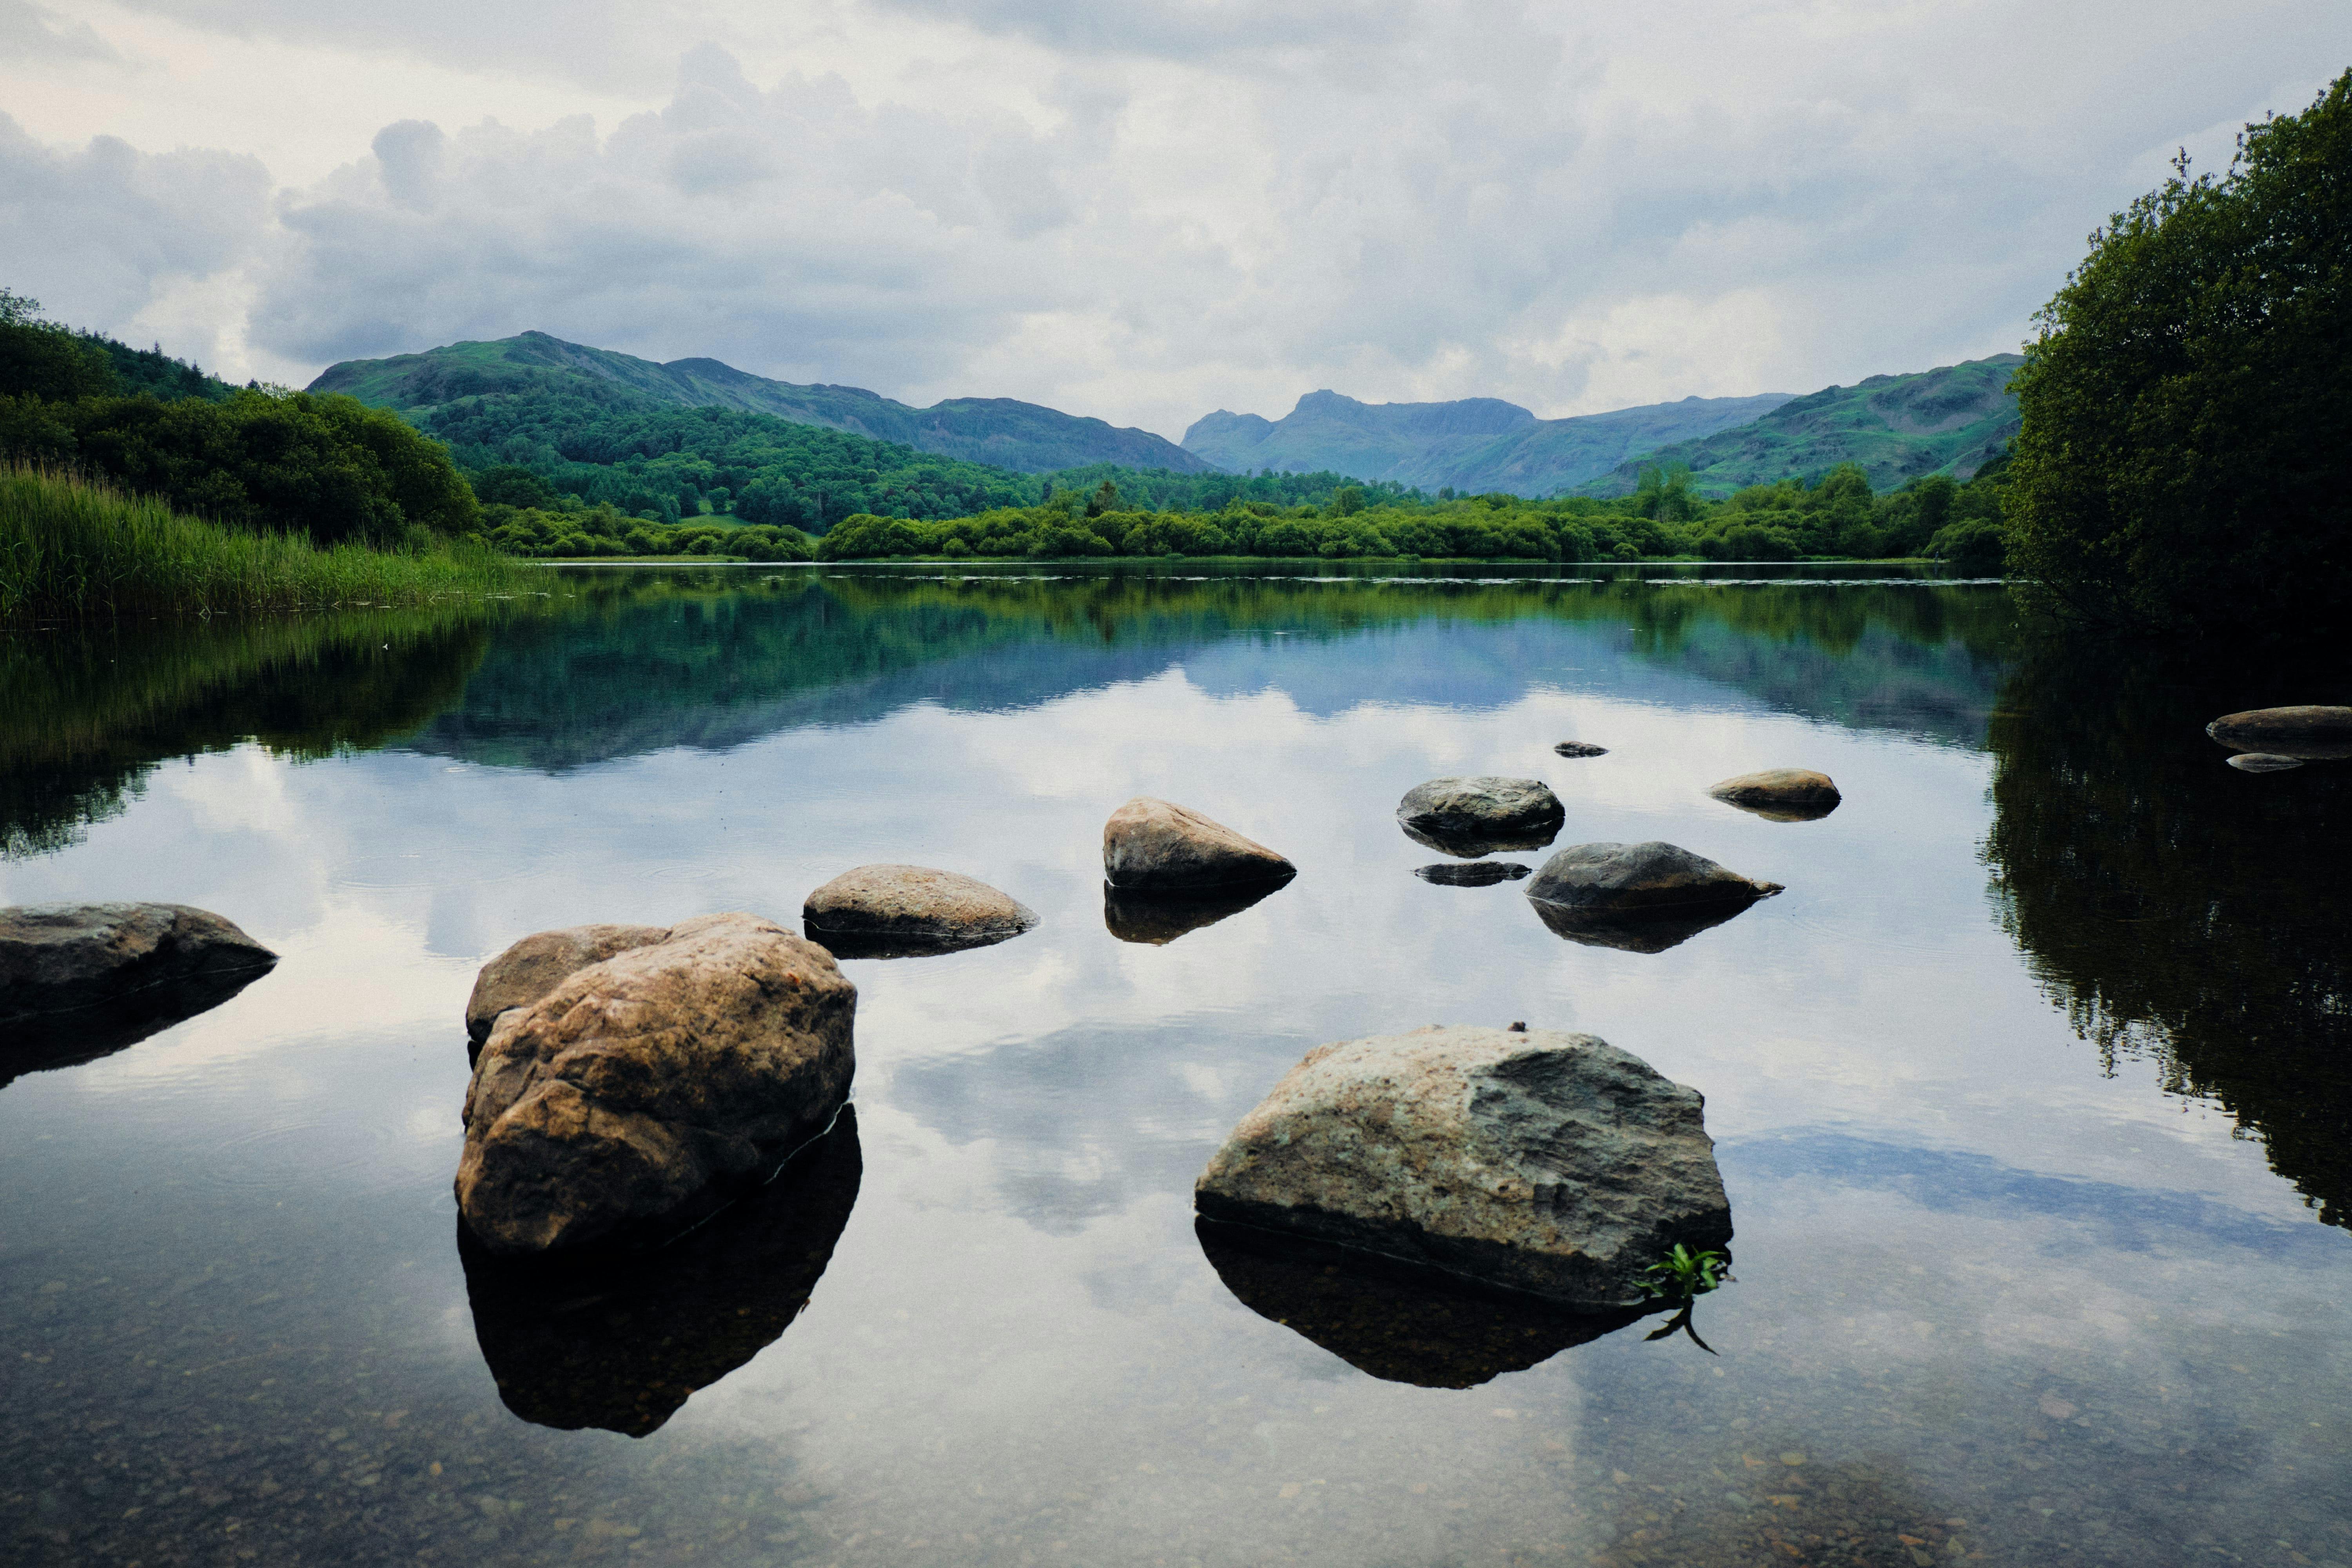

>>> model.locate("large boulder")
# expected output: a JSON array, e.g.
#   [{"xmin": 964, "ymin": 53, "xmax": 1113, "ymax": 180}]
[
  {"xmin": 1196, "ymin": 1025, "xmax": 1732, "ymax": 1308},
  {"xmin": 1525, "ymin": 841, "xmax": 1781, "ymax": 919},
  {"xmin": 803, "ymin": 864, "xmax": 1036, "ymax": 959},
  {"xmin": 1397, "ymin": 776, "xmax": 1565, "ymax": 857},
  {"xmin": 463, "ymin": 1107, "xmax": 862, "ymax": 1436},
  {"xmin": 466, "ymin": 923, "xmax": 670, "ymax": 1046},
  {"xmin": 2207, "ymin": 706, "xmax": 2352, "ymax": 760},
  {"xmin": 2, "ymin": 903, "xmax": 277, "ymax": 1087},
  {"xmin": 1706, "ymin": 768, "xmax": 1841, "ymax": 821},
  {"xmin": 456, "ymin": 912, "xmax": 856, "ymax": 1256},
  {"xmin": 1102, "ymin": 798, "xmax": 1295, "ymax": 891}
]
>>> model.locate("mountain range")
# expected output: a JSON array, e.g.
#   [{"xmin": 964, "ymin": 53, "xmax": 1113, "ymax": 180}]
[
  {"xmin": 1573, "ymin": 355, "xmax": 2024, "ymax": 497},
  {"xmin": 310, "ymin": 332, "xmax": 1215, "ymax": 475},
  {"xmin": 1184, "ymin": 389, "xmax": 1796, "ymax": 495}
]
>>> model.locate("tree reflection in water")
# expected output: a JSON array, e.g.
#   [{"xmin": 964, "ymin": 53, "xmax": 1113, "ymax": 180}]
[{"xmin": 1985, "ymin": 644, "xmax": 2352, "ymax": 1227}]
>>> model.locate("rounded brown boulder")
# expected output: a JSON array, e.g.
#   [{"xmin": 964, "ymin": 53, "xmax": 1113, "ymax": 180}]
[
  {"xmin": 1102, "ymin": 798, "xmax": 1295, "ymax": 891},
  {"xmin": 803, "ymin": 864, "xmax": 1036, "ymax": 958},
  {"xmin": 456, "ymin": 912, "xmax": 856, "ymax": 1256},
  {"xmin": 466, "ymin": 923, "xmax": 671, "ymax": 1045},
  {"xmin": 1706, "ymin": 768, "xmax": 1841, "ymax": 820},
  {"xmin": 2206, "ymin": 706, "xmax": 2352, "ymax": 760}
]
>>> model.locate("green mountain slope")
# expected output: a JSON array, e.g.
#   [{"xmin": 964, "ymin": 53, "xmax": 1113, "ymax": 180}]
[
  {"xmin": 311, "ymin": 331, "xmax": 1214, "ymax": 475},
  {"xmin": 1578, "ymin": 356, "xmax": 2023, "ymax": 497},
  {"xmin": 1183, "ymin": 389, "xmax": 1793, "ymax": 494}
]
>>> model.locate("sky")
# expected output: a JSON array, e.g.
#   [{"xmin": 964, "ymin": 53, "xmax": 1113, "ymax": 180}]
[{"xmin": 2, "ymin": 1, "xmax": 2347, "ymax": 441}]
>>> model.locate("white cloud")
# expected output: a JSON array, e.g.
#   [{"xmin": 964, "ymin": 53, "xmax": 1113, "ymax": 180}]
[{"xmin": 2, "ymin": 0, "xmax": 2347, "ymax": 432}]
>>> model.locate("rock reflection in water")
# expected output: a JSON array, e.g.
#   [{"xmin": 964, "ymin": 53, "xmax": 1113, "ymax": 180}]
[
  {"xmin": 1401, "ymin": 821, "xmax": 1562, "ymax": 859},
  {"xmin": 1414, "ymin": 861, "xmax": 1532, "ymax": 887},
  {"xmin": 1102, "ymin": 881, "xmax": 1284, "ymax": 945},
  {"xmin": 1527, "ymin": 897, "xmax": 1757, "ymax": 953},
  {"xmin": 806, "ymin": 925, "xmax": 1031, "ymax": 960},
  {"xmin": 1196, "ymin": 1219, "xmax": 1647, "ymax": 1388},
  {"xmin": 460, "ymin": 1107, "xmax": 862, "ymax": 1436},
  {"xmin": 0, "ymin": 968, "xmax": 273, "ymax": 1091}
]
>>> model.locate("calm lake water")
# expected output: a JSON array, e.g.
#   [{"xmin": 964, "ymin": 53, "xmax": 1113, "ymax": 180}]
[{"xmin": 4, "ymin": 563, "xmax": 2348, "ymax": 1568}]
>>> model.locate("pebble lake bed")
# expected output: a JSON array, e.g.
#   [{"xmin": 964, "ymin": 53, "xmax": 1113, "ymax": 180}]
[{"xmin": 4, "ymin": 561, "xmax": 2349, "ymax": 1568}]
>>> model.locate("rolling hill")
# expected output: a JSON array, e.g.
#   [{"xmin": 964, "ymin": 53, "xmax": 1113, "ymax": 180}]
[
  {"xmin": 1183, "ymin": 389, "xmax": 1795, "ymax": 495},
  {"xmin": 310, "ymin": 331, "xmax": 1214, "ymax": 475},
  {"xmin": 1576, "ymin": 356, "xmax": 2024, "ymax": 497}
]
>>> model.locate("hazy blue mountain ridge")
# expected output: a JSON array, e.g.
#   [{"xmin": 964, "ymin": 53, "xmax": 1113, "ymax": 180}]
[
  {"xmin": 309, "ymin": 331, "xmax": 1216, "ymax": 475},
  {"xmin": 1184, "ymin": 388, "xmax": 1795, "ymax": 495}
]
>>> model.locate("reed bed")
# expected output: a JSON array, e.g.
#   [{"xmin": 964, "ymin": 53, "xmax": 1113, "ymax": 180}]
[{"xmin": 0, "ymin": 466, "xmax": 524, "ymax": 622}]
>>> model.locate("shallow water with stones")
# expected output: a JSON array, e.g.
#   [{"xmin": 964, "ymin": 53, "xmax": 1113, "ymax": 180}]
[{"xmin": 4, "ymin": 561, "xmax": 2348, "ymax": 1568}]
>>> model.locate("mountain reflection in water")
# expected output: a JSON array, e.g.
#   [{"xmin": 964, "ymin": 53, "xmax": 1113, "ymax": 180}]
[{"xmin": 460, "ymin": 1108, "xmax": 861, "ymax": 1437}]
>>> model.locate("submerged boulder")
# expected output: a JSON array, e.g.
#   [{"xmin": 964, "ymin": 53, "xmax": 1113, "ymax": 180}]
[
  {"xmin": 1196, "ymin": 1025, "xmax": 1732, "ymax": 1308},
  {"xmin": 2207, "ymin": 706, "xmax": 2352, "ymax": 760},
  {"xmin": 457, "ymin": 912, "xmax": 856, "ymax": 1256},
  {"xmin": 466, "ymin": 923, "xmax": 671, "ymax": 1046},
  {"xmin": 1706, "ymin": 768, "xmax": 1842, "ymax": 821},
  {"xmin": 463, "ymin": 1106, "xmax": 862, "ymax": 1437},
  {"xmin": 803, "ymin": 864, "xmax": 1036, "ymax": 958},
  {"xmin": 1103, "ymin": 880, "xmax": 1283, "ymax": 945},
  {"xmin": 1525, "ymin": 841, "xmax": 1780, "ymax": 918},
  {"xmin": 1397, "ymin": 777, "xmax": 1565, "ymax": 857},
  {"xmin": 1553, "ymin": 741, "xmax": 1608, "ymax": 758},
  {"xmin": 1196, "ymin": 1218, "xmax": 1645, "ymax": 1388},
  {"xmin": 1102, "ymin": 798, "xmax": 1295, "ymax": 891},
  {"xmin": 1414, "ymin": 861, "xmax": 1532, "ymax": 887},
  {"xmin": 1, "ymin": 902, "xmax": 276, "ymax": 1025},
  {"xmin": 2227, "ymin": 753, "xmax": 2306, "ymax": 773}
]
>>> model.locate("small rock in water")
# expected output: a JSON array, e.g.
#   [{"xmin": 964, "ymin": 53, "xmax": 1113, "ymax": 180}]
[
  {"xmin": 2226, "ymin": 752, "xmax": 2305, "ymax": 773},
  {"xmin": 1526, "ymin": 840, "xmax": 1781, "ymax": 914},
  {"xmin": 1706, "ymin": 768, "xmax": 1841, "ymax": 820},
  {"xmin": 1397, "ymin": 777, "xmax": 1565, "ymax": 858},
  {"xmin": 1195, "ymin": 1024, "xmax": 1732, "ymax": 1307},
  {"xmin": 1102, "ymin": 798, "xmax": 1296, "ymax": 891},
  {"xmin": 1413, "ymin": 861, "xmax": 1532, "ymax": 887},
  {"xmin": 467, "ymin": 924, "xmax": 670, "ymax": 1046},
  {"xmin": 457, "ymin": 912, "xmax": 856, "ymax": 1256},
  {"xmin": 1, "ymin": 903, "xmax": 278, "ymax": 1083},
  {"xmin": 803, "ymin": 864, "xmax": 1036, "ymax": 959},
  {"xmin": 2206, "ymin": 704, "xmax": 2352, "ymax": 760},
  {"xmin": 1553, "ymin": 741, "xmax": 1608, "ymax": 758}
]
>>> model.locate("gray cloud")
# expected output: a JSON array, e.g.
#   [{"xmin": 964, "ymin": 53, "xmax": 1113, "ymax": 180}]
[
  {"xmin": 0, "ymin": 0, "xmax": 120, "ymax": 62},
  {"xmin": 0, "ymin": 112, "xmax": 268, "ymax": 332}
]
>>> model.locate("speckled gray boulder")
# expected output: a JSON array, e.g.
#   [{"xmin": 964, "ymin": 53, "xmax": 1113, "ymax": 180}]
[
  {"xmin": 1196, "ymin": 1025, "xmax": 1732, "ymax": 1308},
  {"xmin": 1525, "ymin": 841, "xmax": 1781, "ymax": 915},
  {"xmin": 0, "ymin": 902, "xmax": 276, "ymax": 1022},
  {"xmin": 466, "ymin": 923, "xmax": 672, "ymax": 1045},
  {"xmin": 2206, "ymin": 705, "xmax": 2352, "ymax": 759},
  {"xmin": 1397, "ymin": 777, "xmax": 1564, "ymax": 857}
]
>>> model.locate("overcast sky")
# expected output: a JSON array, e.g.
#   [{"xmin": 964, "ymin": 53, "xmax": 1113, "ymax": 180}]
[{"xmin": 4, "ymin": 0, "xmax": 2346, "ymax": 439}]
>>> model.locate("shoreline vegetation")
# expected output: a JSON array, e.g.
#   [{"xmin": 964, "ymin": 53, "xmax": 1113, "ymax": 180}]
[{"xmin": 0, "ymin": 467, "xmax": 522, "ymax": 623}]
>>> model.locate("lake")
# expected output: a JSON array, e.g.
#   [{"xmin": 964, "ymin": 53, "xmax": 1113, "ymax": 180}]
[{"xmin": 4, "ymin": 563, "xmax": 2348, "ymax": 1568}]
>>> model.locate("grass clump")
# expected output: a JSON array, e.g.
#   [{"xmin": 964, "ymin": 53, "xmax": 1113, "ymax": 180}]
[{"xmin": 0, "ymin": 465, "xmax": 523, "ymax": 622}]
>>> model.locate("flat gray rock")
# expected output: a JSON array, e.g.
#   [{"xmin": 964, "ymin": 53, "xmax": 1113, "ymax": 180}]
[
  {"xmin": 1524, "ymin": 840, "xmax": 1781, "ymax": 915},
  {"xmin": 1414, "ymin": 861, "xmax": 1531, "ymax": 887},
  {"xmin": 457, "ymin": 913, "xmax": 856, "ymax": 1256},
  {"xmin": 1707, "ymin": 768, "xmax": 1841, "ymax": 820},
  {"xmin": 1102, "ymin": 797, "xmax": 1295, "ymax": 891},
  {"xmin": 1553, "ymin": 741, "xmax": 1608, "ymax": 758},
  {"xmin": 1196, "ymin": 1025, "xmax": 1732, "ymax": 1308},
  {"xmin": 1, "ymin": 902, "xmax": 276, "ymax": 1023},
  {"xmin": 467, "ymin": 923, "xmax": 671, "ymax": 1045},
  {"xmin": 2207, "ymin": 705, "xmax": 2352, "ymax": 760},
  {"xmin": 804, "ymin": 864, "xmax": 1036, "ymax": 958},
  {"xmin": 2227, "ymin": 752, "xmax": 2306, "ymax": 773}
]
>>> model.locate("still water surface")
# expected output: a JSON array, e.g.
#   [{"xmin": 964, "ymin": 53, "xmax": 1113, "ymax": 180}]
[{"xmin": 3, "ymin": 564, "xmax": 2347, "ymax": 1568}]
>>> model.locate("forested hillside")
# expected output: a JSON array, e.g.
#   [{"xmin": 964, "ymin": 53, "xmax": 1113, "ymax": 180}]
[
  {"xmin": 1579, "ymin": 356, "xmax": 2022, "ymax": 496},
  {"xmin": 313, "ymin": 332, "xmax": 1212, "ymax": 474},
  {"xmin": 1185, "ymin": 389, "xmax": 1792, "ymax": 495}
]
